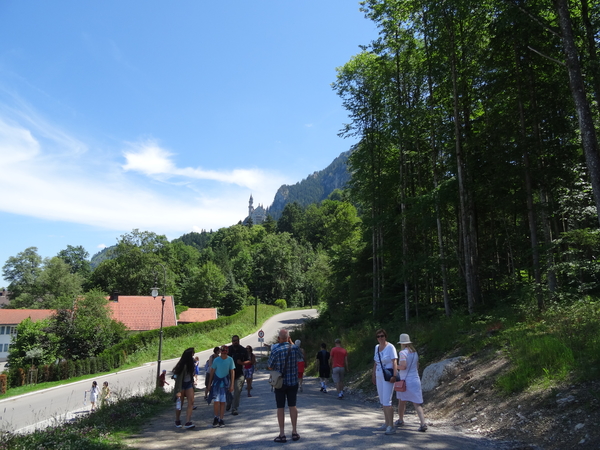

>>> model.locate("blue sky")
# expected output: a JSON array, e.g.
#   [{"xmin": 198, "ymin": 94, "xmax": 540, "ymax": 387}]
[{"xmin": 0, "ymin": 1, "xmax": 378, "ymax": 287}]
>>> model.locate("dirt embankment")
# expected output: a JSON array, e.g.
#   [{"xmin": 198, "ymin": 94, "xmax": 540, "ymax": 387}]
[{"xmin": 346, "ymin": 348, "xmax": 600, "ymax": 450}]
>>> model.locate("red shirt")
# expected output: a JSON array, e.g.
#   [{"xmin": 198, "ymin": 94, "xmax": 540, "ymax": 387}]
[{"xmin": 330, "ymin": 346, "xmax": 347, "ymax": 368}]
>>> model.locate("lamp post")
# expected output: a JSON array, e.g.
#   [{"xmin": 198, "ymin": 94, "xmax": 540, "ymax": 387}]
[{"xmin": 151, "ymin": 263, "xmax": 167, "ymax": 389}]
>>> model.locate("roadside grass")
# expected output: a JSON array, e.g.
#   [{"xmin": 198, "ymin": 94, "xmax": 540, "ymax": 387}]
[
  {"xmin": 120, "ymin": 304, "xmax": 285, "ymax": 370},
  {"xmin": 0, "ymin": 305, "xmax": 286, "ymax": 400},
  {"xmin": 292, "ymin": 299, "xmax": 600, "ymax": 396},
  {"xmin": 0, "ymin": 388, "xmax": 172, "ymax": 450}
]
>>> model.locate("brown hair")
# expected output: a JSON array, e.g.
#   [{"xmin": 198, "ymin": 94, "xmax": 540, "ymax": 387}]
[{"xmin": 375, "ymin": 328, "xmax": 387, "ymax": 339}]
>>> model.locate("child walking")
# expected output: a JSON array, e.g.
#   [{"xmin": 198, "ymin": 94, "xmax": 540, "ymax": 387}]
[
  {"xmin": 86, "ymin": 381, "xmax": 100, "ymax": 412},
  {"xmin": 100, "ymin": 381, "xmax": 111, "ymax": 408},
  {"xmin": 244, "ymin": 345, "xmax": 257, "ymax": 397}
]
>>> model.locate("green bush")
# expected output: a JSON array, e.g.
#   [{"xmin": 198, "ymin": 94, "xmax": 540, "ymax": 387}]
[{"xmin": 274, "ymin": 299, "xmax": 287, "ymax": 309}]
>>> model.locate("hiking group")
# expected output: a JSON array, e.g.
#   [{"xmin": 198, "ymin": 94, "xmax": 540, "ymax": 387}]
[{"xmin": 168, "ymin": 328, "xmax": 426, "ymax": 443}]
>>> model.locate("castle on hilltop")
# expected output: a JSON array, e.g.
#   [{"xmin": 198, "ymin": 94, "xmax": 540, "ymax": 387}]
[{"xmin": 243, "ymin": 194, "xmax": 266, "ymax": 225}]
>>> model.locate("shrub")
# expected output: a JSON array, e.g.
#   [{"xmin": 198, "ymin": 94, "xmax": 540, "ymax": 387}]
[
  {"xmin": 274, "ymin": 299, "xmax": 287, "ymax": 310},
  {"xmin": 0, "ymin": 374, "xmax": 7, "ymax": 394}
]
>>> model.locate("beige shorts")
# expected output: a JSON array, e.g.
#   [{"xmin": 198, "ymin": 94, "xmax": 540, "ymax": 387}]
[{"xmin": 332, "ymin": 366, "xmax": 345, "ymax": 383}]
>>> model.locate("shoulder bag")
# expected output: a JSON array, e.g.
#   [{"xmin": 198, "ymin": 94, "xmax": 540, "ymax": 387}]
[
  {"xmin": 377, "ymin": 345, "xmax": 394, "ymax": 382},
  {"xmin": 269, "ymin": 345, "xmax": 291, "ymax": 389}
]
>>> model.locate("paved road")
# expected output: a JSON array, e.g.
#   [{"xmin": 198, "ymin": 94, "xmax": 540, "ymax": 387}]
[
  {"xmin": 0, "ymin": 309, "xmax": 317, "ymax": 433},
  {"xmin": 124, "ymin": 371, "xmax": 516, "ymax": 450}
]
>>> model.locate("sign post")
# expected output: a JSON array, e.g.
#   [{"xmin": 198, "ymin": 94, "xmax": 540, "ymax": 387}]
[{"xmin": 258, "ymin": 330, "xmax": 265, "ymax": 355}]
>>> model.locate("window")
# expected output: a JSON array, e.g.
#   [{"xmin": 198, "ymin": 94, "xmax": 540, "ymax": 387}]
[
  {"xmin": 0, "ymin": 326, "xmax": 4, "ymax": 335},
  {"xmin": 3, "ymin": 343, "xmax": 7, "ymax": 352},
  {"xmin": 10, "ymin": 327, "xmax": 17, "ymax": 335}
]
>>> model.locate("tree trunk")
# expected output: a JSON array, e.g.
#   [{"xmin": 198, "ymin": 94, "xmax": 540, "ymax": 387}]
[{"xmin": 555, "ymin": 0, "xmax": 600, "ymax": 226}]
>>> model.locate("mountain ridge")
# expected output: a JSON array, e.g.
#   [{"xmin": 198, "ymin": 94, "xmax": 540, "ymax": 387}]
[{"xmin": 266, "ymin": 150, "xmax": 351, "ymax": 220}]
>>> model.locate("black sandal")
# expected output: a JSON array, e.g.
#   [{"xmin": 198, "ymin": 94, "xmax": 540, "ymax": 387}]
[
  {"xmin": 292, "ymin": 432, "xmax": 300, "ymax": 441},
  {"xmin": 274, "ymin": 435, "xmax": 287, "ymax": 443}
]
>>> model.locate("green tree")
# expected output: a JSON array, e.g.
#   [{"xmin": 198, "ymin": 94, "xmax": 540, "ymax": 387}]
[
  {"xmin": 7, "ymin": 318, "xmax": 57, "ymax": 368},
  {"xmin": 57, "ymin": 245, "xmax": 91, "ymax": 278},
  {"xmin": 46, "ymin": 289, "xmax": 127, "ymax": 360},
  {"xmin": 2, "ymin": 247, "xmax": 43, "ymax": 302},
  {"xmin": 180, "ymin": 261, "xmax": 227, "ymax": 309}
]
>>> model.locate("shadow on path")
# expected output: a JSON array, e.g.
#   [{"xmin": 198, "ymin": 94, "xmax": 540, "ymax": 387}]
[{"xmin": 125, "ymin": 372, "xmax": 518, "ymax": 450}]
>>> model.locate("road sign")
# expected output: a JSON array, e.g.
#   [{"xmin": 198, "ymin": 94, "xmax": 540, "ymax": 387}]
[
  {"xmin": 258, "ymin": 329, "xmax": 264, "ymax": 338},
  {"xmin": 258, "ymin": 337, "xmax": 264, "ymax": 343}
]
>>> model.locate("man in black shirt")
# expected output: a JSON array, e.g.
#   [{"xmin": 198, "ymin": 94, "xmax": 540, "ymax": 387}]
[{"xmin": 227, "ymin": 335, "xmax": 249, "ymax": 415}]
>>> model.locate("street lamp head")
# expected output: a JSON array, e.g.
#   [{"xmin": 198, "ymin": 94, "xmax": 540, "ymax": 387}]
[{"xmin": 151, "ymin": 286, "xmax": 159, "ymax": 299}]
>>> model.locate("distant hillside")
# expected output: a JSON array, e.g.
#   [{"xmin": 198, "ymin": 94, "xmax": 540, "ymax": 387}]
[
  {"xmin": 90, "ymin": 246, "xmax": 116, "ymax": 270},
  {"xmin": 267, "ymin": 150, "xmax": 351, "ymax": 220}
]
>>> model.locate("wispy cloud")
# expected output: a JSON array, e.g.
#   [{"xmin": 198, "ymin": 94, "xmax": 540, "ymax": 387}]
[
  {"xmin": 122, "ymin": 140, "xmax": 273, "ymax": 191},
  {"xmin": 0, "ymin": 111, "xmax": 286, "ymax": 234}
]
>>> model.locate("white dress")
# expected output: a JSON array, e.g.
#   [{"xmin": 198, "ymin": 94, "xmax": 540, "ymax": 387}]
[
  {"xmin": 396, "ymin": 349, "xmax": 423, "ymax": 404},
  {"xmin": 90, "ymin": 386, "xmax": 99, "ymax": 403}
]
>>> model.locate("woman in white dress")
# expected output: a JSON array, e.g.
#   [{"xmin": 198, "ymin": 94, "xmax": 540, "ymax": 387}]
[
  {"xmin": 395, "ymin": 333, "xmax": 427, "ymax": 432},
  {"xmin": 372, "ymin": 328, "xmax": 398, "ymax": 435}
]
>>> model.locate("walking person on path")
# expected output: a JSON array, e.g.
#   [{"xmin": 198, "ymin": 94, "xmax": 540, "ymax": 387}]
[
  {"xmin": 268, "ymin": 328, "xmax": 304, "ymax": 443},
  {"xmin": 86, "ymin": 381, "xmax": 100, "ymax": 412},
  {"xmin": 227, "ymin": 335, "xmax": 249, "ymax": 415},
  {"xmin": 172, "ymin": 347, "xmax": 196, "ymax": 429},
  {"xmin": 372, "ymin": 328, "xmax": 398, "ymax": 435},
  {"xmin": 100, "ymin": 381, "xmax": 111, "ymax": 408},
  {"xmin": 395, "ymin": 333, "xmax": 428, "ymax": 432},
  {"xmin": 294, "ymin": 339, "xmax": 306, "ymax": 392},
  {"xmin": 208, "ymin": 345, "xmax": 235, "ymax": 428},
  {"xmin": 316, "ymin": 342, "xmax": 330, "ymax": 393},
  {"xmin": 244, "ymin": 345, "xmax": 257, "ymax": 397},
  {"xmin": 158, "ymin": 369, "xmax": 169, "ymax": 389},
  {"xmin": 204, "ymin": 347, "xmax": 220, "ymax": 400},
  {"xmin": 330, "ymin": 338, "xmax": 348, "ymax": 399}
]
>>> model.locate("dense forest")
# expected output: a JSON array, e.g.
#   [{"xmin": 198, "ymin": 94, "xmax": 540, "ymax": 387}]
[{"xmin": 3, "ymin": 0, "xmax": 600, "ymax": 332}]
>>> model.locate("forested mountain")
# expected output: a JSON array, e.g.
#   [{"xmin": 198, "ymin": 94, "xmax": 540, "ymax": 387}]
[
  {"xmin": 90, "ymin": 246, "xmax": 116, "ymax": 270},
  {"xmin": 267, "ymin": 150, "xmax": 351, "ymax": 220}
]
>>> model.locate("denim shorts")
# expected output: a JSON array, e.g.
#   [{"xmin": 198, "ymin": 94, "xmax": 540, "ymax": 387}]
[{"xmin": 182, "ymin": 380, "xmax": 194, "ymax": 390}]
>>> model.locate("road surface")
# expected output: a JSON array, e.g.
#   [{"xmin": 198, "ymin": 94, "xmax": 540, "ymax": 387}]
[{"xmin": 124, "ymin": 370, "xmax": 517, "ymax": 449}]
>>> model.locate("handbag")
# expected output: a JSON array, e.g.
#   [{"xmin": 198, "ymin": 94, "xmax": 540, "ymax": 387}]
[
  {"xmin": 377, "ymin": 345, "xmax": 394, "ymax": 382},
  {"xmin": 394, "ymin": 379, "xmax": 406, "ymax": 392},
  {"xmin": 394, "ymin": 350, "xmax": 414, "ymax": 392},
  {"xmin": 268, "ymin": 371, "xmax": 284, "ymax": 389},
  {"xmin": 269, "ymin": 345, "xmax": 291, "ymax": 389}
]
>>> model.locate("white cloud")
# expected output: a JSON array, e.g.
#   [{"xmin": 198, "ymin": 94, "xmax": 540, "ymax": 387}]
[
  {"xmin": 122, "ymin": 139, "xmax": 280, "ymax": 192},
  {"xmin": 0, "ymin": 115, "xmax": 286, "ymax": 235}
]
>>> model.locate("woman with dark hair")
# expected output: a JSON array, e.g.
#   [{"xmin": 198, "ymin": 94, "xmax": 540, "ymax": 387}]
[
  {"xmin": 173, "ymin": 347, "xmax": 196, "ymax": 429},
  {"xmin": 372, "ymin": 328, "xmax": 398, "ymax": 435}
]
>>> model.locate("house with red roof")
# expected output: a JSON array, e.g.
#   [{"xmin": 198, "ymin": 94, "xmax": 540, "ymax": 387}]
[
  {"xmin": 107, "ymin": 295, "xmax": 177, "ymax": 331},
  {"xmin": 177, "ymin": 308, "xmax": 218, "ymax": 324},
  {"xmin": 0, "ymin": 309, "xmax": 55, "ymax": 361}
]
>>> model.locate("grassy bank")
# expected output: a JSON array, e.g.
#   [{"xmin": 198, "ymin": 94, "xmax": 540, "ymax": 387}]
[{"xmin": 292, "ymin": 299, "xmax": 600, "ymax": 395}]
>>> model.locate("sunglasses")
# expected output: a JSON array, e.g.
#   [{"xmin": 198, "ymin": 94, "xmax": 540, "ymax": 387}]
[{"xmin": 376, "ymin": 334, "xmax": 385, "ymax": 338}]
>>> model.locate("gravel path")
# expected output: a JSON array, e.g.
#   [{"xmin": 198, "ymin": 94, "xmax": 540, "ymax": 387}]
[{"xmin": 124, "ymin": 371, "xmax": 518, "ymax": 449}]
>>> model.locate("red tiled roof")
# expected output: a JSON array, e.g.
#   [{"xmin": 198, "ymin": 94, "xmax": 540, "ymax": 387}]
[
  {"xmin": 0, "ymin": 309, "xmax": 55, "ymax": 325},
  {"xmin": 178, "ymin": 308, "xmax": 217, "ymax": 323},
  {"xmin": 107, "ymin": 296, "xmax": 177, "ymax": 331}
]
